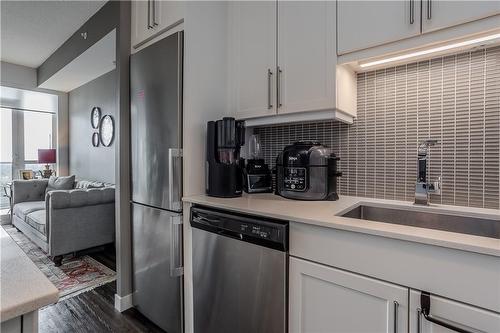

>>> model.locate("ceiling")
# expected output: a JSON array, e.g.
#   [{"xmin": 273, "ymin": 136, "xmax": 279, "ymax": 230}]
[
  {"xmin": 39, "ymin": 29, "xmax": 116, "ymax": 92},
  {"xmin": 0, "ymin": 0, "xmax": 106, "ymax": 68}
]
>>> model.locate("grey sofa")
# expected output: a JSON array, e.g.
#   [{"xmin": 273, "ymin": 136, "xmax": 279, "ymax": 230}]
[{"xmin": 11, "ymin": 179, "xmax": 115, "ymax": 266}]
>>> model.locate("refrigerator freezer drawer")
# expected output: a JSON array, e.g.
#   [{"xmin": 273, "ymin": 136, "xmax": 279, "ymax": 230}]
[
  {"xmin": 132, "ymin": 203, "xmax": 183, "ymax": 333},
  {"xmin": 130, "ymin": 31, "xmax": 183, "ymax": 211}
]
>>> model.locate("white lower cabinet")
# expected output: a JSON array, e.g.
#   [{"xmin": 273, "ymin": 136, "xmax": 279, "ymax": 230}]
[
  {"xmin": 409, "ymin": 289, "xmax": 500, "ymax": 333},
  {"xmin": 289, "ymin": 257, "xmax": 408, "ymax": 333}
]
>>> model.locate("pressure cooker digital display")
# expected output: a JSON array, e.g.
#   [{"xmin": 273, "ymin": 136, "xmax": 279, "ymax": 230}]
[{"xmin": 284, "ymin": 167, "xmax": 306, "ymax": 191}]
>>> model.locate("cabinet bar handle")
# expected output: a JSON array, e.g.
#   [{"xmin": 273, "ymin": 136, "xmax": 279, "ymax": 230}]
[
  {"xmin": 267, "ymin": 69, "xmax": 273, "ymax": 109},
  {"xmin": 420, "ymin": 292, "xmax": 474, "ymax": 333},
  {"xmin": 417, "ymin": 308, "xmax": 422, "ymax": 333},
  {"xmin": 168, "ymin": 148, "xmax": 182, "ymax": 211},
  {"xmin": 393, "ymin": 301, "xmax": 399, "ymax": 333},
  {"xmin": 427, "ymin": 0, "xmax": 432, "ymax": 19},
  {"xmin": 147, "ymin": 0, "xmax": 152, "ymax": 29},
  {"xmin": 277, "ymin": 66, "xmax": 282, "ymax": 108},
  {"xmin": 409, "ymin": 0, "xmax": 414, "ymax": 24},
  {"xmin": 169, "ymin": 215, "xmax": 183, "ymax": 277},
  {"xmin": 152, "ymin": 0, "xmax": 158, "ymax": 26}
]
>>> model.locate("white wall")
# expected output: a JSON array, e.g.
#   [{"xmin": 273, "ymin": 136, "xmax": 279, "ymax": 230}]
[
  {"xmin": 183, "ymin": 1, "xmax": 231, "ymax": 197},
  {"xmin": 0, "ymin": 62, "xmax": 37, "ymax": 88},
  {"xmin": 182, "ymin": 2, "xmax": 230, "ymax": 332},
  {"xmin": 0, "ymin": 61, "xmax": 69, "ymax": 175}
]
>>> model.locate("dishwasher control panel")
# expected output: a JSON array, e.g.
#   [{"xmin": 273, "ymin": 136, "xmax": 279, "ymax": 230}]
[
  {"xmin": 191, "ymin": 206, "xmax": 288, "ymax": 250},
  {"xmin": 238, "ymin": 223, "xmax": 282, "ymax": 242}
]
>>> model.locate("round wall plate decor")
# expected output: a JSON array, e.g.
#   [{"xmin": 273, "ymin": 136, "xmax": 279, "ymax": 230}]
[
  {"xmin": 99, "ymin": 115, "xmax": 114, "ymax": 147},
  {"xmin": 92, "ymin": 132, "xmax": 100, "ymax": 147},
  {"xmin": 91, "ymin": 107, "xmax": 101, "ymax": 129}
]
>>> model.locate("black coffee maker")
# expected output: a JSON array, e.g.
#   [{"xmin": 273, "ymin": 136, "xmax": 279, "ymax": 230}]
[{"xmin": 206, "ymin": 117, "xmax": 245, "ymax": 197}]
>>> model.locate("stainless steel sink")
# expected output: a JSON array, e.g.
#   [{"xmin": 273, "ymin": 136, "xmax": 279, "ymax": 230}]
[{"xmin": 340, "ymin": 204, "xmax": 500, "ymax": 239}]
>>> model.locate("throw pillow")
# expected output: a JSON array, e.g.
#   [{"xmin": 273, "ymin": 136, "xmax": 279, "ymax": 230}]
[{"xmin": 46, "ymin": 175, "xmax": 76, "ymax": 195}]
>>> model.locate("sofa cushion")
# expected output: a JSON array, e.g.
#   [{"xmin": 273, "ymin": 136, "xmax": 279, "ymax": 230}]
[
  {"xmin": 12, "ymin": 179, "xmax": 48, "ymax": 204},
  {"xmin": 46, "ymin": 175, "xmax": 75, "ymax": 194},
  {"xmin": 25, "ymin": 210, "xmax": 47, "ymax": 235},
  {"xmin": 75, "ymin": 180, "xmax": 105, "ymax": 189},
  {"xmin": 49, "ymin": 187, "xmax": 115, "ymax": 209},
  {"xmin": 13, "ymin": 201, "xmax": 45, "ymax": 220}
]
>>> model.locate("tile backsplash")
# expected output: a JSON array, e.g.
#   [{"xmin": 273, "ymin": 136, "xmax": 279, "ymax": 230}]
[{"xmin": 253, "ymin": 46, "xmax": 500, "ymax": 209}]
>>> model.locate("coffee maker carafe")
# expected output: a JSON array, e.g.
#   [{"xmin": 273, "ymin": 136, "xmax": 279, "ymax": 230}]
[
  {"xmin": 243, "ymin": 134, "xmax": 272, "ymax": 193},
  {"xmin": 206, "ymin": 117, "xmax": 245, "ymax": 197}
]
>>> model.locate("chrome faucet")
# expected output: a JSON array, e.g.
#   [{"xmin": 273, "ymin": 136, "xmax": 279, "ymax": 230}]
[{"xmin": 415, "ymin": 139, "xmax": 441, "ymax": 205}]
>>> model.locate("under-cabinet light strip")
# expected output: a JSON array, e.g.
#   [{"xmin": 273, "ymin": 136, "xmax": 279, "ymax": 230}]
[{"xmin": 360, "ymin": 33, "xmax": 500, "ymax": 68}]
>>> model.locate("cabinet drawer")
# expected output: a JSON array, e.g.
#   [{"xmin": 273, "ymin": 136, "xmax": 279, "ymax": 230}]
[
  {"xmin": 409, "ymin": 289, "xmax": 500, "ymax": 332},
  {"xmin": 290, "ymin": 222, "xmax": 500, "ymax": 312}
]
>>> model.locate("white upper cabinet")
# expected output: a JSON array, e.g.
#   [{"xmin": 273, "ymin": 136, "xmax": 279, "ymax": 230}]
[
  {"xmin": 289, "ymin": 257, "xmax": 408, "ymax": 333},
  {"xmin": 338, "ymin": 0, "xmax": 500, "ymax": 55},
  {"xmin": 277, "ymin": 1, "xmax": 336, "ymax": 114},
  {"xmin": 228, "ymin": 1, "xmax": 356, "ymax": 123},
  {"xmin": 132, "ymin": 1, "xmax": 155, "ymax": 48},
  {"xmin": 156, "ymin": 1, "xmax": 185, "ymax": 33},
  {"xmin": 228, "ymin": 1, "xmax": 277, "ymax": 119},
  {"xmin": 409, "ymin": 289, "xmax": 500, "ymax": 333},
  {"xmin": 421, "ymin": 0, "xmax": 500, "ymax": 33},
  {"xmin": 337, "ymin": 0, "xmax": 420, "ymax": 55},
  {"xmin": 131, "ymin": 0, "xmax": 185, "ymax": 49}
]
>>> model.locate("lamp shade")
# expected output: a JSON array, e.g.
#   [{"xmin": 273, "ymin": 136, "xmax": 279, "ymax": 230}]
[{"xmin": 38, "ymin": 149, "xmax": 56, "ymax": 164}]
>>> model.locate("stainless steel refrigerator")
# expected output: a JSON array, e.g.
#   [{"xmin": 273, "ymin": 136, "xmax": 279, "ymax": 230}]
[{"xmin": 130, "ymin": 31, "xmax": 183, "ymax": 333}]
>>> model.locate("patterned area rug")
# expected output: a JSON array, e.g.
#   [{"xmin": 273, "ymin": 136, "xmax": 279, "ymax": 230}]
[{"xmin": 3, "ymin": 225, "xmax": 116, "ymax": 300}]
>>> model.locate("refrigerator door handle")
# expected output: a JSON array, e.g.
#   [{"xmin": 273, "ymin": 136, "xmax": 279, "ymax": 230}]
[
  {"xmin": 168, "ymin": 148, "xmax": 183, "ymax": 211},
  {"xmin": 170, "ymin": 215, "xmax": 184, "ymax": 277}
]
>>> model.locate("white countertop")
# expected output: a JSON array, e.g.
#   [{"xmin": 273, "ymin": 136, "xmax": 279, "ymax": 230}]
[
  {"xmin": 1, "ymin": 227, "xmax": 59, "ymax": 322},
  {"xmin": 183, "ymin": 193, "xmax": 500, "ymax": 257}
]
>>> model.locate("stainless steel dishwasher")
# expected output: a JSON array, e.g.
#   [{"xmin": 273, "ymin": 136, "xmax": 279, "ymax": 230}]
[{"xmin": 191, "ymin": 206, "xmax": 288, "ymax": 333}]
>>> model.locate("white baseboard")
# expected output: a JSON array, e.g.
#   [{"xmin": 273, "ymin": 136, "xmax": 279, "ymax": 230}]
[{"xmin": 114, "ymin": 293, "xmax": 133, "ymax": 312}]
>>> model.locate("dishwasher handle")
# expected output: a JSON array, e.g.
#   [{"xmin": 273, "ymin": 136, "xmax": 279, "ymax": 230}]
[
  {"xmin": 190, "ymin": 209, "xmax": 242, "ymax": 239},
  {"xmin": 191, "ymin": 210, "xmax": 222, "ymax": 228}
]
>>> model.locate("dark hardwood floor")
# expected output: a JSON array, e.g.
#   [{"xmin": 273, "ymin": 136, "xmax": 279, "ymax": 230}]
[
  {"xmin": 39, "ymin": 281, "xmax": 165, "ymax": 333},
  {"xmin": 40, "ymin": 246, "xmax": 164, "ymax": 333},
  {"xmin": 85, "ymin": 243, "xmax": 117, "ymax": 271}
]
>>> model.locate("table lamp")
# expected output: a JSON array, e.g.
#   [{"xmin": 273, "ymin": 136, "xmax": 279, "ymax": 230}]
[{"xmin": 38, "ymin": 149, "xmax": 56, "ymax": 178}]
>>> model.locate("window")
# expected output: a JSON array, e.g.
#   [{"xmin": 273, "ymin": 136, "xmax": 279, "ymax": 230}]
[
  {"xmin": 0, "ymin": 108, "xmax": 12, "ymax": 210},
  {"xmin": 0, "ymin": 87, "xmax": 57, "ymax": 210},
  {"xmin": 24, "ymin": 111, "xmax": 53, "ymax": 161},
  {"xmin": 0, "ymin": 108, "xmax": 12, "ymax": 163}
]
